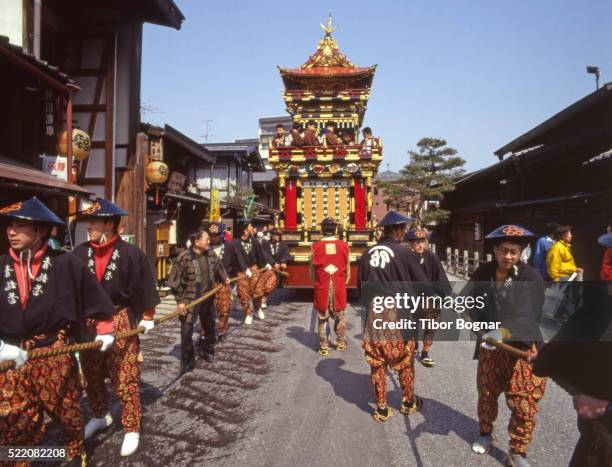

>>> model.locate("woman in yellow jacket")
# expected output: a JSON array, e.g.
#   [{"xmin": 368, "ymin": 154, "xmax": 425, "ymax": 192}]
[{"xmin": 546, "ymin": 225, "xmax": 583, "ymax": 281}]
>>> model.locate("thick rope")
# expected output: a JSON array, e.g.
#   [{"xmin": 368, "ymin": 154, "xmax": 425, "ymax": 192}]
[
  {"xmin": 481, "ymin": 336, "xmax": 529, "ymax": 359},
  {"xmin": 454, "ymin": 303, "xmax": 530, "ymax": 358},
  {"xmin": 0, "ymin": 267, "xmax": 287, "ymax": 371}
]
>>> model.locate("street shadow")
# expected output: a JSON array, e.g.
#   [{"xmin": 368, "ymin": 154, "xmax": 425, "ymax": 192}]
[
  {"xmin": 285, "ymin": 325, "xmax": 318, "ymax": 352},
  {"xmin": 388, "ymin": 379, "xmax": 508, "ymax": 466},
  {"xmin": 268, "ymin": 287, "xmax": 294, "ymax": 305},
  {"xmin": 315, "ymin": 358, "xmax": 373, "ymax": 415},
  {"xmin": 41, "ymin": 380, "xmax": 165, "ymax": 458}
]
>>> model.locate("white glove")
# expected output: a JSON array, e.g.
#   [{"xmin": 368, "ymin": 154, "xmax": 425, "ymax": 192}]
[
  {"xmin": 139, "ymin": 319, "xmax": 154, "ymax": 334},
  {"xmin": 0, "ymin": 341, "xmax": 28, "ymax": 369},
  {"xmin": 95, "ymin": 334, "xmax": 115, "ymax": 352},
  {"xmin": 245, "ymin": 269, "xmax": 253, "ymax": 278},
  {"xmin": 265, "ymin": 264, "xmax": 272, "ymax": 270},
  {"xmin": 481, "ymin": 328, "xmax": 503, "ymax": 350}
]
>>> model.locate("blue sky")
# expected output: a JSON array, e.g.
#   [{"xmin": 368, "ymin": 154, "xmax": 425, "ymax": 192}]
[{"xmin": 141, "ymin": 0, "xmax": 611, "ymax": 172}]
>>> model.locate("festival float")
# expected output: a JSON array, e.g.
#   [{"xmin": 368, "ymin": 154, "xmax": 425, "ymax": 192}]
[{"xmin": 268, "ymin": 15, "xmax": 383, "ymax": 288}]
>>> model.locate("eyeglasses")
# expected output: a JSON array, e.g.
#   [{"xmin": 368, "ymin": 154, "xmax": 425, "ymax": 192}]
[{"xmin": 495, "ymin": 246, "xmax": 522, "ymax": 257}]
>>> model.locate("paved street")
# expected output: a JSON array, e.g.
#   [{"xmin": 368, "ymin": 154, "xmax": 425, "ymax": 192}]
[{"xmin": 42, "ymin": 286, "xmax": 578, "ymax": 467}]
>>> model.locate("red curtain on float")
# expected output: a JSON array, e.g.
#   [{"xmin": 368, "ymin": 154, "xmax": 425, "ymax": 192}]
[
  {"xmin": 285, "ymin": 180, "xmax": 297, "ymax": 229},
  {"xmin": 353, "ymin": 179, "xmax": 366, "ymax": 229}
]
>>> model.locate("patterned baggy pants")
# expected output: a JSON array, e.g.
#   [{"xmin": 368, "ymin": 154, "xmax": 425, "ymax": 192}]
[
  {"xmin": 253, "ymin": 269, "xmax": 277, "ymax": 311},
  {"xmin": 82, "ymin": 308, "xmax": 142, "ymax": 433},
  {"xmin": 215, "ymin": 282, "xmax": 233, "ymax": 335},
  {"xmin": 236, "ymin": 267, "xmax": 256, "ymax": 317},
  {"xmin": 476, "ymin": 347, "xmax": 547, "ymax": 454},
  {"xmin": 0, "ymin": 338, "xmax": 84, "ymax": 459},
  {"xmin": 416, "ymin": 308, "xmax": 439, "ymax": 352},
  {"xmin": 317, "ymin": 279, "xmax": 346, "ymax": 349},
  {"xmin": 237, "ymin": 266, "xmax": 272, "ymax": 317},
  {"xmin": 363, "ymin": 338, "xmax": 416, "ymax": 408}
]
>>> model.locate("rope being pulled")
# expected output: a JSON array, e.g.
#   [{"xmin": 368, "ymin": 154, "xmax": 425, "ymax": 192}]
[{"xmin": 0, "ymin": 267, "xmax": 289, "ymax": 371}]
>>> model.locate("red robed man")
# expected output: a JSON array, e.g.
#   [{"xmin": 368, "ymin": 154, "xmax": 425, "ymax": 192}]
[{"xmin": 310, "ymin": 218, "xmax": 350, "ymax": 356}]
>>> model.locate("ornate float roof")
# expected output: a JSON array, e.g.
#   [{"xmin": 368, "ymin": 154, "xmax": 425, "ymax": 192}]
[{"xmin": 278, "ymin": 14, "xmax": 376, "ymax": 84}]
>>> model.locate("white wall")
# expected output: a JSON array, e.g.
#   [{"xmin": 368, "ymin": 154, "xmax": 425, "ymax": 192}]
[{"xmin": 0, "ymin": 0, "xmax": 23, "ymax": 47}]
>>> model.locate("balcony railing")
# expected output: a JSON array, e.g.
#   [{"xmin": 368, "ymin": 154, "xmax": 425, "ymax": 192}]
[
  {"xmin": 284, "ymin": 89, "xmax": 370, "ymax": 100},
  {"xmin": 269, "ymin": 144, "xmax": 382, "ymax": 162}
]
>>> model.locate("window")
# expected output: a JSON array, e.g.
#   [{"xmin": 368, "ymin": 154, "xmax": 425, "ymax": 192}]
[
  {"xmin": 213, "ymin": 166, "xmax": 229, "ymax": 190},
  {"xmin": 195, "ymin": 167, "xmax": 211, "ymax": 190},
  {"xmin": 241, "ymin": 169, "xmax": 250, "ymax": 188}
]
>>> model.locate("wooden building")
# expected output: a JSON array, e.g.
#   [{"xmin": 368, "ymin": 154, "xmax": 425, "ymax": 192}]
[
  {"xmin": 201, "ymin": 141, "xmax": 266, "ymax": 221},
  {"xmin": 0, "ymin": 0, "xmax": 185, "ymax": 250},
  {"xmin": 253, "ymin": 169, "xmax": 280, "ymax": 214},
  {"xmin": 441, "ymin": 83, "xmax": 612, "ymax": 279},
  {"xmin": 0, "ymin": 35, "xmax": 94, "ymax": 250},
  {"xmin": 140, "ymin": 123, "xmax": 215, "ymax": 277}
]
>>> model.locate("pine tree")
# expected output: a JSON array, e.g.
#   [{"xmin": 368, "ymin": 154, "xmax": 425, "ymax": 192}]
[{"xmin": 381, "ymin": 137, "xmax": 465, "ymax": 225}]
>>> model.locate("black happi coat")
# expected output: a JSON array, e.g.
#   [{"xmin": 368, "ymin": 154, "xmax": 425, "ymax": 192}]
[
  {"xmin": 460, "ymin": 261, "xmax": 544, "ymax": 353},
  {"xmin": 0, "ymin": 249, "xmax": 114, "ymax": 345},
  {"xmin": 263, "ymin": 239, "xmax": 292, "ymax": 264},
  {"xmin": 358, "ymin": 237, "xmax": 429, "ymax": 284},
  {"xmin": 411, "ymin": 249, "xmax": 452, "ymax": 297},
  {"xmin": 73, "ymin": 239, "xmax": 160, "ymax": 323},
  {"xmin": 232, "ymin": 236, "xmax": 274, "ymax": 273},
  {"xmin": 358, "ymin": 237, "xmax": 432, "ymax": 341},
  {"xmin": 212, "ymin": 241, "xmax": 238, "ymax": 277}
]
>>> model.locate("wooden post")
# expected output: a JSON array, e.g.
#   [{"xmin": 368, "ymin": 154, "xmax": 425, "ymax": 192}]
[
  {"xmin": 474, "ymin": 252, "xmax": 480, "ymax": 272},
  {"xmin": 463, "ymin": 250, "xmax": 469, "ymax": 278},
  {"xmin": 66, "ymin": 91, "xmax": 73, "ymax": 183},
  {"xmin": 454, "ymin": 248, "xmax": 459, "ymax": 274},
  {"xmin": 486, "ymin": 253, "xmax": 492, "ymax": 262},
  {"xmin": 446, "ymin": 247, "xmax": 451, "ymax": 270}
]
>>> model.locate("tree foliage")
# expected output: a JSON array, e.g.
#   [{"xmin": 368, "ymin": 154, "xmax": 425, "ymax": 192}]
[{"xmin": 380, "ymin": 137, "xmax": 465, "ymax": 225}]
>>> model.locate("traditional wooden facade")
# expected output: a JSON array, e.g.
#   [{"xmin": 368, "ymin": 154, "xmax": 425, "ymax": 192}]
[
  {"xmin": 441, "ymin": 83, "xmax": 612, "ymax": 279},
  {"xmin": 35, "ymin": 0, "xmax": 184, "ymax": 249},
  {"xmin": 268, "ymin": 16, "xmax": 383, "ymax": 287},
  {"xmin": 140, "ymin": 123, "xmax": 215, "ymax": 278},
  {"xmin": 0, "ymin": 32, "xmax": 95, "ymax": 251}
]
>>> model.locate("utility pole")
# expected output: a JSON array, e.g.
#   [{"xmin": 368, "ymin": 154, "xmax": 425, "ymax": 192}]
[{"xmin": 201, "ymin": 119, "xmax": 214, "ymax": 143}]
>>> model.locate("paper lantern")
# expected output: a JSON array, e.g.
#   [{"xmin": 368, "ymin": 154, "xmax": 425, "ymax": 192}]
[
  {"xmin": 146, "ymin": 160, "xmax": 169, "ymax": 184},
  {"xmin": 57, "ymin": 128, "xmax": 91, "ymax": 161}
]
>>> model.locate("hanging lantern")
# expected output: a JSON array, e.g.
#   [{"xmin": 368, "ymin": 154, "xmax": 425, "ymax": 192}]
[
  {"xmin": 57, "ymin": 128, "xmax": 91, "ymax": 161},
  {"xmin": 146, "ymin": 159, "xmax": 169, "ymax": 184}
]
